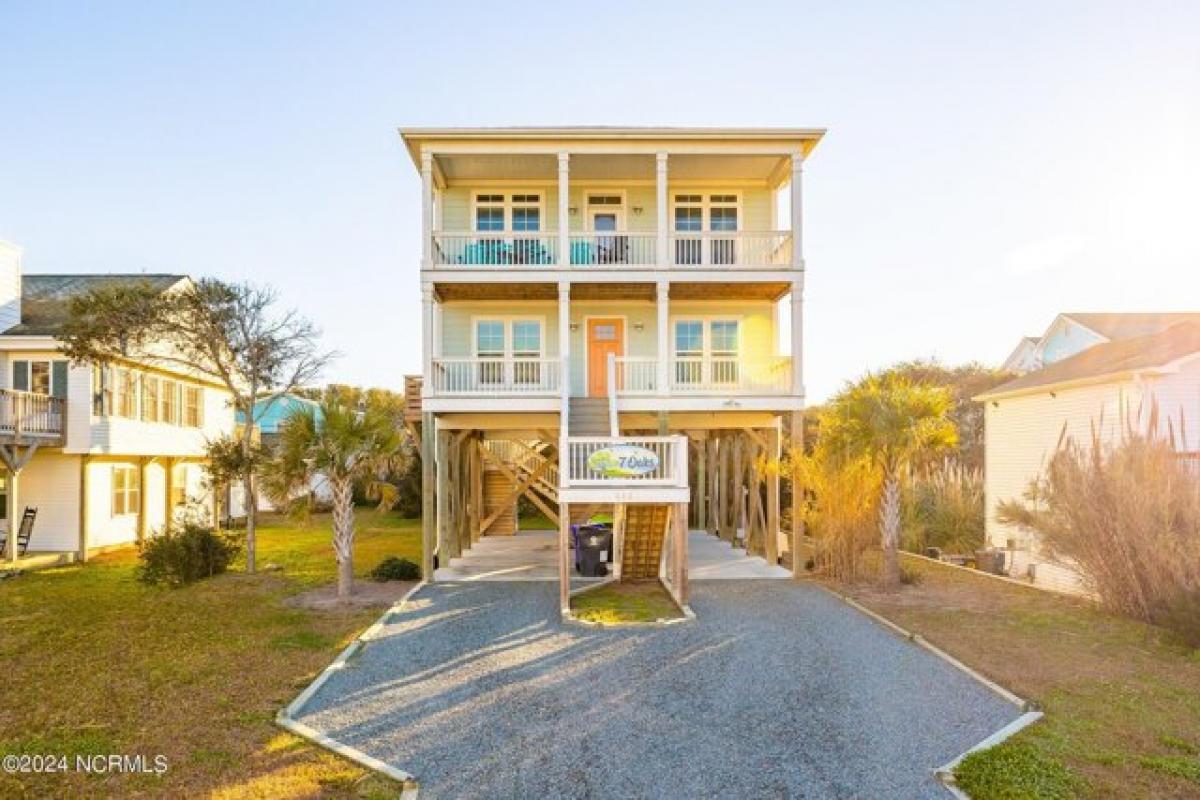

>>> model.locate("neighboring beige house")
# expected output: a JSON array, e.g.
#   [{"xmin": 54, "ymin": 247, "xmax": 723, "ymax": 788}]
[
  {"xmin": 979, "ymin": 314, "xmax": 1200, "ymax": 594},
  {"xmin": 401, "ymin": 127, "xmax": 819, "ymax": 612},
  {"xmin": 0, "ymin": 241, "xmax": 236, "ymax": 567}
]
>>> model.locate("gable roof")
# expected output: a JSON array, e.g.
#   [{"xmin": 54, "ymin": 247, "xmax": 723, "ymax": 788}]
[
  {"xmin": 2, "ymin": 274, "xmax": 188, "ymax": 335},
  {"xmin": 1062, "ymin": 312, "xmax": 1200, "ymax": 342},
  {"xmin": 978, "ymin": 322, "xmax": 1200, "ymax": 400}
]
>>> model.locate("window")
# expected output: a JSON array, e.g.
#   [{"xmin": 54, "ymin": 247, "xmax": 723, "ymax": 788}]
[
  {"xmin": 674, "ymin": 320, "xmax": 704, "ymax": 384},
  {"xmin": 183, "ymin": 387, "xmax": 204, "ymax": 427},
  {"xmin": 674, "ymin": 195, "xmax": 704, "ymax": 265},
  {"xmin": 587, "ymin": 194, "xmax": 623, "ymax": 206},
  {"xmin": 114, "ymin": 369, "xmax": 138, "ymax": 418},
  {"xmin": 161, "ymin": 380, "xmax": 179, "ymax": 424},
  {"xmin": 511, "ymin": 194, "xmax": 541, "ymax": 232},
  {"xmin": 709, "ymin": 195, "xmax": 739, "ymax": 265},
  {"xmin": 112, "ymin": 466, "xmax": 140, "ymax": 517},
  {"xmin": 476, "ymin": 320, "xmax": 505, "ymax": 384},
  {"xmin": 12, "ymin": 359, "xmax": 68, "ymax": 398},
  {"xmin": 141, "ymin": 376, "xmax": 160, "ymax": 422},
  {"xmin": 171, "ymin": 464, "xmax": 188, "ymax": 509},
  {"xmin": 512, "ymin": 320, "xmax": 542, "ymax": 384},
  {"xmin": 475, "ymin": 194, "xmax": 505, "ymax": 232},
  {"xmin": 673, "ymin": 319, "xmax": 739, "ymax": 385}
]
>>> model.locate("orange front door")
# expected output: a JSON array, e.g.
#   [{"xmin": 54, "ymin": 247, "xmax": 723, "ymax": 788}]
[{"xmin": 587, "ymin": 318, "xmax": 624, "ymax": 397}]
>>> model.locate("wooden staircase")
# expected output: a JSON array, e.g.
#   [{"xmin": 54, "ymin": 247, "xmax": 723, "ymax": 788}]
[
  {"xmin": 482, "ymin": 468, "xmax": 517, "ymax": 536},
  {"xmin": 568, "ymin": 397, "xmax": 610, "ymax": 436},
  {"xmin": 621, "ymin": 504, "xmax": 670, "ymax": 580}
]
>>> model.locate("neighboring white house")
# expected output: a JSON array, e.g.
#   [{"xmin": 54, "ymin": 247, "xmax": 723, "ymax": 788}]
[
  {"xmin": 1000, "ymin": 312, "xmax": 1200, "ymax": 374},
  {"xmin": 979, "ymin": 314, "xmax": 1200, "ymax": 594},
  {"xmin": 0, "ymin": 241, "xmax": 236, "ymax": 566}
]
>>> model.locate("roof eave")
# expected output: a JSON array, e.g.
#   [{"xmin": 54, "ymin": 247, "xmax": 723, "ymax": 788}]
[{"xmin": 974, "ymin": 368, "xmax": 1164, "ymax": 402}]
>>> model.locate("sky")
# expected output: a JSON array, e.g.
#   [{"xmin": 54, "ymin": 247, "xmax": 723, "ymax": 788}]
[{"xmin": 2, "ymin": 1, "xmax": 1198, "ymax": 402}]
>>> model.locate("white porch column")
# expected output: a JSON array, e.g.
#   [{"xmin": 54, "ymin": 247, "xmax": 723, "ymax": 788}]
[
  {"xmin": 790, "ymin": 151, "xmax": 803, "ymax": 269},
  {"xmin": 656, "ymin": 280, "xmax": 670, "ymax": 396},
  {"xmin": 421, "ymin": 283, "xmax": 435, "ymax": 397},
  {"xmin": 421, "ymin": 151, "xmax": 434, "ymax": 268},
  {"xmin": 656, "ymin": 153, "xmax": 668, "ymax": 268},
  {"xmin": 558, "ymin": 281, "xmax": 570, "ymax": 441},
  {"xmin": 558, "ymin": 153, "xmax": 570, "ymax": 268},
  {"xmin": 790, "ymin": 277, "xmax": 804, "ymax": 396}
]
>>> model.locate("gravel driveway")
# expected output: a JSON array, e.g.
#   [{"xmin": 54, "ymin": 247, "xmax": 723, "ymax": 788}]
[{"xmin": 295, "ymin": 581, "xmax": 1020, "ymax": 799}]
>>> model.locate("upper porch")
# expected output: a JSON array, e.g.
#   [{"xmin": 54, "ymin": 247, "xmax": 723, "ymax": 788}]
[{"xmin": 402, "ymin": 128, "xmax": 821, "ymax": 275}]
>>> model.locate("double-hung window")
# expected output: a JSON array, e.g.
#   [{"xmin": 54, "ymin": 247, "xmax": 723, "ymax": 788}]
[
  {"xmin": 112, "ymin": 465, "xmax": 140, "ymax": 517},
  {"xmin": 161, "ymin": 380, "xmax": 179, "ymax": 424},
  {"xmin": 673, "ymin": 319, "xmax": 740, "ymax": 387},
  {"xmin": 708, "ymin": 194, "xmax": 739, "ymax": 265},
  {"xmin": 11, "ymin": 359, "xmax": 68, "ymax": 398},
  {"xmin": 475, "ymin": 320, "xmax": 506, "ymax": 385},
  {"xmin": 474, "ymin": 318, "xmax": 544, "ymax": 388},
  {"xmin": 673, "ymin": 194, "xmax": 704, "ymax": 265},
  {"xmin": 510, "ymin": 194, "xmax": 543, "ymax": 264},
  {"xmin": 183, "ymin": 387, "xmax": 204, "ymax": 427},
  {"xmin": 142, "ymin": 376, "xmax": 160, "ymax": 422}
]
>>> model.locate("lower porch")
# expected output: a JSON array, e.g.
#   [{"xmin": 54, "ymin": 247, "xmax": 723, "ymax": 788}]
[{"xmin": 434, "ymin": 528, "xmax": 790, "ymax": 582}]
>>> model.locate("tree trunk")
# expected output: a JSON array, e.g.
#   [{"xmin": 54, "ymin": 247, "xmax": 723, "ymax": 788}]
[
  {"xmin": 332, "ymin": 475, "xmax": 355, "ymax": 598},
  {"xmin": 243, "ymin": 471, "xmax": 257, "ymax": 574},
  {"xmin": 879, "ymin": 470, "xmax": 902, "ymax": 589}
]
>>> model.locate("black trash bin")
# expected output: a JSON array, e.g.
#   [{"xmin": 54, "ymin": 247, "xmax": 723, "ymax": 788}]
[{"xmin": 577, "ymin": 525, "xmax": 610, "ymax": 578}]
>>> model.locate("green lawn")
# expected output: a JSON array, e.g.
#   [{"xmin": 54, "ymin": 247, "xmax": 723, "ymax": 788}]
[
  {"xmin": 0, "ymin": 510, "xmax": 421, "ymax": 799},
  {"xmin": 832, "ymin": 556, "xmax": 1200, "ymax": 799},
  {"xmin": 570, "ymin": 581, "xmax": 684, "ymax": 624}
]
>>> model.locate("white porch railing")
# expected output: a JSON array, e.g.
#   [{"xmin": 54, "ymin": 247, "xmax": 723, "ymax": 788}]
[
  {"xmin": 432, "ymin": 232, "xmax": 560, "ymax": 267},
  {"xmin": 671, "ymin": 356, "xmax": 792, "ymax": 393},
  {"xmin": 670, "ymin": 231, "xmax": 792, "ymax": 267},
  {"xmin": 0, "ymin": 389, "xmax": 66, "ymax": 438},
  {"xmin": 563, "ymin": 436, "xmax": 688, "ymax": 487},
  {"xmin": 613, "ymin": 356, "xmax": 658, "ymax": 395},
  {"xmin": 429, "ymin": 357, "xmax": 560, "ymax": 395},
  {"xmin": 569, "ymin": 233, "xmax": 656, "ymax": 266}
]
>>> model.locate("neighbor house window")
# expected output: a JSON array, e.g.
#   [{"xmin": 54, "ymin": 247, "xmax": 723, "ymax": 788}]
[
  {"xmin": 170, "ymin": 464, "xmax": 188, "ymax": 509},
  {"xmin": 12, "ymin": 359, "xmax": 68, "ymax": 398},
  {"xmin": 183, "ymin": 386, "xmax": 204, "ymax": 427},
  {"xmin": 114, "ymin": 369, "xmax": 138, "ymax": 418},
  {"xmin": 141, "ymin": 376, "xmax": 160, "ymax": 423},
  {"xmin": 161, "ymin": 380, "xmax": 179, "ymax": 424},
  {"xmin": 112, "ymin": 466, "xmax": 140, "ymax": 517}
]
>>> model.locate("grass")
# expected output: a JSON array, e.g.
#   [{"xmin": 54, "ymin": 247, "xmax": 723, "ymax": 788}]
[
  {"xmin": 517, "ymin": 511, "xmax": 557, "ymax": 531},
  {"xmin": 570, "ymin": 580, "xmax": 683, "ymax": 624},
  {"xmin": 829, "ymin": 554, "xmax": 1200, "ymax": 799},
  {"xmin": 0, "ymin": 509, "xmax": 421, "ymax": 799}
]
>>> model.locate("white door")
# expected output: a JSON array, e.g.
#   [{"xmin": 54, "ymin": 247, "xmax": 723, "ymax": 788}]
[{"xmin": 590, "ymin": 210, "xmax": 626, "ymax": 264}]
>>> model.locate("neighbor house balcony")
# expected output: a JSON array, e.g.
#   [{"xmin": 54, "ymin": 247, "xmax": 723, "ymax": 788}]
[{"xmin": 0, "ymin": 389, "xmax": 66, "ymax": 443}]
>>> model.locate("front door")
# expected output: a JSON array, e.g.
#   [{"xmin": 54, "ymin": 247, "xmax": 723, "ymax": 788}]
[{"xmin": 587, "ymin": 318, "xmax": 624, "ymax": 397}]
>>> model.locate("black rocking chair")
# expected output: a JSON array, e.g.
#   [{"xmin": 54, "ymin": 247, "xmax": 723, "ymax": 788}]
[{"xmin": 1, "ymin": 507, "xmax": 38, "ymax": 559}]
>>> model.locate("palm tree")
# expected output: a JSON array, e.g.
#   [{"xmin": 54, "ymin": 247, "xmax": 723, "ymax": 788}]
[
  {"xmin": 820, "ymin": 373, "xmax": 957, "ymax": 588},
  {"xmin": 266, "ymin": 397, "xmax": 403, "ymax": 597}
]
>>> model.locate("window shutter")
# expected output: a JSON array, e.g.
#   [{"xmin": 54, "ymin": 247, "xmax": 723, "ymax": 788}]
[
  {"xmin": 52, "ymin": 361, "xmax": 68, "ymax": 399},
  {"xmin": 12, "ymin": 361, "xmax": 28, "ymax": 391}
]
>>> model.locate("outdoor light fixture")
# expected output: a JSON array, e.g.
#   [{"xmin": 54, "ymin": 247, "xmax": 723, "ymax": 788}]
[
  {"xmin": 569, "ymin": 322, "xmax": 579, "ymax": 331},
  {"xmin": 568, "ymin": 206, "xmax": 578, "ymax": 215},
  {"xmin": 632, "ymin": 321, "xmax": 645, "ymax": 331},
  {"xmin": 632, "ymin": 206, "xmax": 644, "ymax": 215}
]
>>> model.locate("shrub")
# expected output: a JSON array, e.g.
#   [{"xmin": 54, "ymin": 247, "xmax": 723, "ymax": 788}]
[
  {"xmin": 137, "ymin": 521, "xmax": 241, "ymax": 587},
  {"xmin": 901, "ymin": 459, "xmax": 985, "ymax": 554},
  {"xmin": 785, "ymin": 450, "xmax": 881, "ymax": 582},
  {"xmin": 369, "ymin": 556, "xmax": 420, "ymax": 582},
  {"xmin": 998, "ymin": 414, "xmax": 1200, "ymax": 646}
]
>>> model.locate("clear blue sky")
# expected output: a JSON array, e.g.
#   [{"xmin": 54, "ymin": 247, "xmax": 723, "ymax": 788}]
[{"xmin": 2, "ymin": 1, "xmax": 1197, "ymax": 401}]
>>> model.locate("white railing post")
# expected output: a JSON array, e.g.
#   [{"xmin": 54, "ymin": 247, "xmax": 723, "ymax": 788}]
[
  {"xmin": 558, "ymin": 153, "xmax": 570, "ymax": 269},
  {"xmin": 656, "ymin": 281, "xmax": 669, "ymax": 397},
  {"xmin": 421, "ymin": 150, "xmax": 434, "ymax": 269},
  {"xmin": 791, "ymin": 277, "xmax": 804, "ymax": 397},
  {"xmin": 656, "ymin": 153, "xmax": 668, "ymax": 268},
  {"xmin": 607, "ymin": 353, "xmax": 618, "ymax": 436},
  {"xmin": 791, "ymin": 151, "xmax": 803, "ymax": 269}
]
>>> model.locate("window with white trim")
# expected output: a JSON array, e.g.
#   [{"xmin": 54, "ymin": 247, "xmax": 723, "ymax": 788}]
[
  {"xmin": 474, "ymin": 318, "xmax": 544, "ymax": 386},
  {"xmin": 112, "ymin": 465, "xmax": 140, "ymax": 517},
  {"xmin": 673, "ymin": 319, "xmax": 740, "ymax": 385}
]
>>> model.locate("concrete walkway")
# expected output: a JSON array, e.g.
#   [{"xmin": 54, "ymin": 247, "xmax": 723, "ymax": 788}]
[
  {"xmin": 295, "ymin": 581, "xmax": 1020, "ymax": 799},
  {"xmin": 434, "ymin": 530, "xmax": 788, "ymax": 581}
]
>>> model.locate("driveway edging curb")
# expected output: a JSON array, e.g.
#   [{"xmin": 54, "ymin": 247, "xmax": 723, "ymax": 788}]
[
  {"xmin": 276, "ymin": 579, "xmax": 429, "ymax": 799},
  {"xmin": 813, "ymin": 582, "xmax": 1044, "ymax": 798}
]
